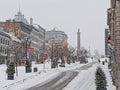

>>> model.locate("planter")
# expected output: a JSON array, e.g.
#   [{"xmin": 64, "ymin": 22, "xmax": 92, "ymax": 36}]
[
  {"xmin": 7, "ymin": 74, "xmax": 14, "ymax": 80},
  {"xmin": 96, "ymin": 87, "xmax": 107, "ymax": 90},
  {"xmin": 33, "ymin": 67, "xmax": 38, "ymax": 72},
  {"xmin": 59, "ymin": 64, "xmax": 65, "ymax": 67}
]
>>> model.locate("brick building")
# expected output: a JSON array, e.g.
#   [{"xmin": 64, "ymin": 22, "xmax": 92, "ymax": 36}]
[{"xmin": 0, "ymin": 11, "xmax": 45, "ymax": 63}]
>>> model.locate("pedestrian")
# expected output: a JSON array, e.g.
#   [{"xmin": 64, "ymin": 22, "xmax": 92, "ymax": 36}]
[{"xmin": 98, "ymin": 59, "xmax": 100, "ymax": 63}]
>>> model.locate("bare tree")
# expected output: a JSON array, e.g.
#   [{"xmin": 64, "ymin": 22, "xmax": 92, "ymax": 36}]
[
  {"xmin": 11, "ymin": 44, "xmax": 22, "ymax": 76},
  {"xmin": 47, "ymin": 39, "xmax": 68, "ymax": 68},
  {"xmin": 80, "ymin": 47, "xmax": 89, "ymax": 63},
  {"xmin": 66, "ymin": 46, "xmax": 76, "ymax": 64}
]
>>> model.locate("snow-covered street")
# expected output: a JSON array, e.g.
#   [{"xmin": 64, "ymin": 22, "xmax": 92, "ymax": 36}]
[
  {"xmin": 63, "ymin": 58, "xmax": 116, "ymax": 90},
  {"xmin": 0, "ymin": 58, "xmax": 116, "ymax": 90}
]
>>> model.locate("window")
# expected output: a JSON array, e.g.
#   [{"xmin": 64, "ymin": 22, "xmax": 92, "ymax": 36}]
[
  {"xmin": 3, "ymin": 39, "xmax": 5, "ymax": 44},
  {"xmin": 3, "ymin": 48, "xmax": 4, "ymax": 54},
  {"xmin": 1, "ymin": 38, "xmax": 2, "ymax": 43},
  {"xmin": 6, "ymin": 40, "xmax": 7, "ymax": 45},
  {"xmin": 8, "ymin": 41, "xmax": 9, "ymax": 45},
  {"xmin": 1, "ymin": 47, "xmax": 3, "ymax": 53},
  {"xmin": 0, "ymin": 46, "xmax": 2, "ymax": 53},
  {"xmin": 5, "ymin": 49, "xmax": 6, "ymax": 54}
]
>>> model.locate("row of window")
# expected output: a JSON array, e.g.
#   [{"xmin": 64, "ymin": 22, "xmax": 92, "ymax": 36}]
[
  {"xmin": 0, "ymin": 38, "xmax": 9, "ymax": 45},
  {"xmin": 0, "ymin": 46, "xmax": 7, "ymax": 54}
]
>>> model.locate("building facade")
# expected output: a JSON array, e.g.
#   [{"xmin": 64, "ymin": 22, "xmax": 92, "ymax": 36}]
[
  {"xmin": 45, "ymin": 28, "xmax": 68, "ymax": 46},
  {"xmin": 45, "ymin": 28, "xmax": 68, "ymax": 61},
  {"xmin": 46, "ymin": 28, "xmax": 67, "ymax": 42},
  {"xmin": 0, "ymin": 28, "xmax": 11, "ymax": 64},
  {"xmin": 30, "ymin": 25, "xmax": 45, "ymax": 61},
  {"xmin": 0, "ymin": 11, "xmax": 46, "ymax": 62},
  {"xmin": 107, "ymin": 0, "xmax": 120, "ymax": 90}
]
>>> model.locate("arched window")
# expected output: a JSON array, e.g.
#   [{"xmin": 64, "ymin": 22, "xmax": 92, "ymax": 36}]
[
  {"xmin": 1, "ymin": 38, "xmax": 2, "ymax": 43},
  {"xmin": 3, "ymin": 39, "xmax": 5, "ymax": 44},
  {"xmin": 5, "ymin": 49, "xmax": 7, "ymax": 54},
  {"xmin": 8, "ymin": 41, "xmax": 9, "ymax": 45},
  {"xmin": 6, "ymin": 40, "xmax": 7, "ymax": 45}
]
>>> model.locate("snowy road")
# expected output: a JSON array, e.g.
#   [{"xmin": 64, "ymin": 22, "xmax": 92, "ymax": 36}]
[
  {"xmin": 27, "ymin": 71, "xmax": 78, "ymax": 90},
  {"xmin": 27, "ymin": 62, "xmax": 96, "ymax": 90},
  {"xmin": 63, "ymin": 63, "xmax": 97, "ymax": 90}
]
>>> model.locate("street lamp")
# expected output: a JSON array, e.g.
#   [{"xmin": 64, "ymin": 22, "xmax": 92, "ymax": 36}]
[
  {"xmin": 6, "ymin": 45, "xmax": 10, "ymax": 65},
  {"xmin": 22, "ymin": 37, "xmax": 31, "ymax": 73}
]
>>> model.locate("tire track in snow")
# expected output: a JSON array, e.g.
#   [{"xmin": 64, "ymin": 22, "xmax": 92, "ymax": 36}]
[{"xmin": 63, "ymin": 62, "xmax": 97, "ymax": 90}]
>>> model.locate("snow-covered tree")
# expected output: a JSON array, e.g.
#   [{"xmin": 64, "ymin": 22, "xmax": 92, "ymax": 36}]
[{"xmin": 95, "ymin": 67, "xmax": 107, "ymax": 90}]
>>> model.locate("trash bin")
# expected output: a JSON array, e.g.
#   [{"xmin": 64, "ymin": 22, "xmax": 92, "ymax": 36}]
[{"xmin": 33, "ymin": 67, "xmax": 38, "ymax": 72}]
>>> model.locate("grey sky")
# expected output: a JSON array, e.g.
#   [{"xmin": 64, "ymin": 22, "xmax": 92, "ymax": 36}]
[{"xmin": 0, "ymin": 0, "xmax": 109, "ymax": 54}]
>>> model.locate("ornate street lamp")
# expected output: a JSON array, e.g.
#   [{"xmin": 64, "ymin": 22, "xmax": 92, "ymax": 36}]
[{"xmin": 22, "ymin": 37, "xmax": 31, "ymax": 73}]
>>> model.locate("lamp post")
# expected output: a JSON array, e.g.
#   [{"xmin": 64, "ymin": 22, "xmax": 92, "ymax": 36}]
[
  {"xmin": 22, "ymin": 37, "xmax": 31, "ymax": 73},
  {"xmin": 6, "ymin": 45, "xmax": 10, "ymax": 65}
]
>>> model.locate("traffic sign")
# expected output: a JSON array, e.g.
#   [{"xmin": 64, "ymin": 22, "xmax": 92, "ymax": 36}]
[{"xmin": 43, "ymin": 55, "xmax": 47, "ymax": 60}]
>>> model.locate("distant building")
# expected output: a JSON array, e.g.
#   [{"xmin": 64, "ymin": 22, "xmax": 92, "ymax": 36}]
[
  {"xmin": 45, "ymin": 27, "xmax": 68, "ymax": 60},
  {"xmin": 46, "ymin": 27, "xmax": 67, "ymax": 41},
  {"xmin": 45, "ymin": 27, "xmax": 68, "ymax": 47}
]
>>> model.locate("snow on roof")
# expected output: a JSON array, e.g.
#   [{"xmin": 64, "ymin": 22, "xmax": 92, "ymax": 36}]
[
  {"xmin": 8, "ymin": 32, "xmax": 21, "ymax": 43},
  {"xmin": 0, "ymin": 29, "xmax": 21, "ymax": 43}
]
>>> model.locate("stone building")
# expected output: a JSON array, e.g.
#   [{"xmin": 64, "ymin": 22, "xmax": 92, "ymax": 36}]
[
  {"xmin": 8, "ymin": 32, "xmax": 22, "ymax": 65},
  {"xmin": 0, "ymin": 28, "xmax": 11, "ymax": 64},
  {"xmin": 107, "ymin": 0, "xmax": 120, "ymax": 89},
  {"xmin": 0, "ymin": 28, "xmax": 22, "ymax": 65},
  {"xmin": 45, "ymin": 27, "xmax": 68, "ymax": 49},
  {"xmin": 45, "ymin": 27, "xmax": 68, "ymax": 61},
  {"xmin": 30, "ymin": 25, "xmax": 45, "ymax": 61},
  {"xmin": 45, "ymin": 27, "xmax": 67, "ymax": 41}
]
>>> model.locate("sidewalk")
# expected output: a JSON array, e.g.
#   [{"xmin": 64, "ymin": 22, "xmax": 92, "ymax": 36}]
[
  {"xmin": 0, "ymin": 61, "xmax": 84, "ymax": 90},
  {"xmin": 99, "ymin": 58, "xmax": 116, "ymax": 90}
]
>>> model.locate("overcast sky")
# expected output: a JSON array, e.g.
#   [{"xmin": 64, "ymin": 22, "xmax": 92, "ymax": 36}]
[{"xmin": 0, "ymin": 0, "xmax": 110, "ymax": 55}]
